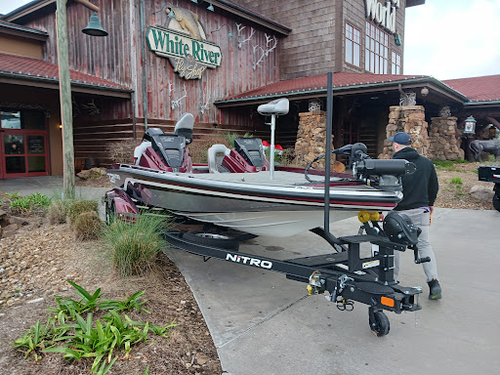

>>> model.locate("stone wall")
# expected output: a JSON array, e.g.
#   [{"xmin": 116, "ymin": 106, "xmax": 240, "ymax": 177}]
[
  {"xmin": 294, "ymin": 111, "xmax": 334, "ymax": 169},
  {"xmin": 427, "ymin": 116, "xmax": 464, "ymax": 160},
  {"xmin": 379, "ymin": 106, "xmax": 429, "ymax": 159}
]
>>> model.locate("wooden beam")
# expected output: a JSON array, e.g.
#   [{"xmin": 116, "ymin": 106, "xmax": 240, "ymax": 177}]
[{"xmin": 74, "ymin": 0, "xmax": 99, "ymax": 13}]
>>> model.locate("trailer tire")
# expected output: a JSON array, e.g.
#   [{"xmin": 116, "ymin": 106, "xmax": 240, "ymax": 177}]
[
  {"xmin": 493, "ymin": 192, "xmax": 500, "ymax": 212},
  {"xmin": 182, "ymin": 231, "xmax": 239, "ymax": 251},
  {"xmin": 369, "ymin": 311, "xmax": 390, "ymax": 337}
]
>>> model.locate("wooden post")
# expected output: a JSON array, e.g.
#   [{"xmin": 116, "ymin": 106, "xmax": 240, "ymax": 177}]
[{"xmin": 56, "ymin": 0, "xmax": 75, "ymax": 198}]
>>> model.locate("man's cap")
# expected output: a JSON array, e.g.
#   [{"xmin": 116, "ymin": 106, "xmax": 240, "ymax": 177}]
[{"xmin": 388, "ymin": 132, "xmax": 412, "ymax": 145}]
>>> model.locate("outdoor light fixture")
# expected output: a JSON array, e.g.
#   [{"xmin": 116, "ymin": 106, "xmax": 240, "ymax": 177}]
[
  {"xmin": 464, "ymin": 115, "xmax": 477, "ymax": 134},
  {"xmin": 421, "ymin": 87, "xmax": 429, "ymax": 97},
  {"xmin": 82, "ymin": 12, "xmax": 108, "ymax": 36},
  {"xmin": 207, "ymin": 1, "xmax": 215, "ymax": 11},
  {"xmin": 210, "ymin": 23, "xmax": 233, "ymax": 38},
  {"xmin": 394, "ymin": 32, "xmax": 401, "ymax": 46}
]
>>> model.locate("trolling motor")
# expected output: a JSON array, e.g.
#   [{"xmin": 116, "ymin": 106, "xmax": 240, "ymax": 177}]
[{"xmin": 305, "ymin": 142, "xmax": 416, "ymax": 190}]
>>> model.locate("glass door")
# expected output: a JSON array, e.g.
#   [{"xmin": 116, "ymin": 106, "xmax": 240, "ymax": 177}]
[{"xmin": 1, "ymin": 109, "xmax": 49, "ymax": 178}]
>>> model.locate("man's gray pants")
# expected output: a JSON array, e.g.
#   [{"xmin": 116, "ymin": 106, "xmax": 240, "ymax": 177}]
[{"xmin": 393, "ymin": 208, "xmax": 439, "ymax": 282}]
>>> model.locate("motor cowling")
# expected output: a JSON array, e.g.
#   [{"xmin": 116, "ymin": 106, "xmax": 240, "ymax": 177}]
[{"xmin": 383, "ymin": 212, "xmax": 420, "ymax": 246}]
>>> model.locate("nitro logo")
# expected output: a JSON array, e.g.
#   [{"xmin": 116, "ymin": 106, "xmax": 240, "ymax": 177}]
[{"xmin": 226, "ymin": 254, "xmax": 273, "ymax": 269}]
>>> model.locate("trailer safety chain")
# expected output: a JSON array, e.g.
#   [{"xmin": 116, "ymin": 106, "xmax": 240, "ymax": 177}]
[{"xmin": 325, "ymin": 274, "xmax": 355, "ymax": 311}]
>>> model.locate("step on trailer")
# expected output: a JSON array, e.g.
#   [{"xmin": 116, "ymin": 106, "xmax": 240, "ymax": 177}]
[{"xmin": 162, "ymin": 73, "xmax": 426, "ymax": 337}]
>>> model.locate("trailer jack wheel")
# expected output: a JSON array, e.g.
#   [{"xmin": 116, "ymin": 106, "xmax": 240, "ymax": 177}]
[{"xmin": 369, "ymin": 308, "xmax": 390, "ymax": 337}]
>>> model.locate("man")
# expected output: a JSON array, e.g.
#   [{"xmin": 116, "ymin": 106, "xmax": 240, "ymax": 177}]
[{"xmin": 389, "ymin": 132, "xmax": 442, "ymax": 300}]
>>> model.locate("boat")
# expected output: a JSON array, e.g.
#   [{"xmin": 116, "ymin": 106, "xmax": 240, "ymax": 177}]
[{"xmin": 105, "ymin": 98, "xmax": 415, "ymax": 238}]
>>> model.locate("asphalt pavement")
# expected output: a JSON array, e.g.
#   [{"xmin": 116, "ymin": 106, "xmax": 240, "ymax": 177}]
[{"xmin": 2, "ymin": 177, "xmax": 499, "ymax": 375}]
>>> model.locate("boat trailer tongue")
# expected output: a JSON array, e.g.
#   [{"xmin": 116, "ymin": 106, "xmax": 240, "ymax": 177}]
[{"xmin": 164, "ymin": 208, "xmax": 428, "ymax": 337}]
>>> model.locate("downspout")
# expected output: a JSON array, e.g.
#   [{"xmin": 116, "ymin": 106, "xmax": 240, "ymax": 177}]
[{"xmin": 140, "ymin": 0, "xmax": 148, "ymax": 130}]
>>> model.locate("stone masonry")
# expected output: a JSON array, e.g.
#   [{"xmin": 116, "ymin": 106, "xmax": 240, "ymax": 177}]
[
  {"xmin": 379, "ymin": 105, "xmax": 463, "ymax": 160},
  {"xmin": 427, "ymin": 116, "xmax": 464, "ymax": 160},
  {"xmin": 379, "ymin": 105, "xmax": 430, "ymax": 159},
  {"xmin": 294, "ymin": 111, "xmax": 330, "ymax": 168}
]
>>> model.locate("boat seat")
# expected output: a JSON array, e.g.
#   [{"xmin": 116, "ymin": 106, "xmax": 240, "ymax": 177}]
[
  {"xmin": 234, "ymin": 138, "xmax": 269, "ymax": 169},
  {"xmin": 174, "ymin": 113, "xmax": 195, "ymax": 145},
  {"xmin": 208, "ymin": 144, "xmax": 232, "ymax": 173}
]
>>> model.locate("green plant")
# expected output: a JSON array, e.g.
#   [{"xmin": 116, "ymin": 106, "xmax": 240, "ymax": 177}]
[
  {"xmin": 15, "ymin": 281, "xmax": 176, "ymax": 375},
  {"xmin": 68, "ymin": 200, "xmax": 99, "ymax": 226},
  {"xmin": 224, "ymin": 132, "xmax": 252, "ymax": 147},
  {"xmin": 450, "ymin": 177, "xmax": 463, "ymax": 185},
  {"xmin": 7, "ymin": 192, "xmax": 52, "ymax": 214},
  {"xmin": 103, "ymin": 214, "xmax": 168, "ymax": 276},
  {"xmin": 73, "ymin": 211, "xmax": 103, "ymax": 241}
]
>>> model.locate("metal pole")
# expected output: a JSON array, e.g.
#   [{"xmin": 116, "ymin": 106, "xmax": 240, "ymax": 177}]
[
  {"xmin": 56, "ymin": 0, "xmax": 75, "ymax": 198},
  {"xmin": 269, "ymin": 114, "xmax": 276, "ymax": 180},
  {"xmin": 323, "ymin": 72, "xmax": 333, "ymax": 237}
]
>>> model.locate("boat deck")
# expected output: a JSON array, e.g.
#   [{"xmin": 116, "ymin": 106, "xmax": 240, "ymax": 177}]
[{"xmin": 187, "ymin": 170, "xmax": 352, "ymax": 187}]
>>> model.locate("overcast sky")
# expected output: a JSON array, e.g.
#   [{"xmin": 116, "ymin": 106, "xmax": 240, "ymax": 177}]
[{"xmin": 1, "ymin": 0, "xmax": 499, "ymax": 80}]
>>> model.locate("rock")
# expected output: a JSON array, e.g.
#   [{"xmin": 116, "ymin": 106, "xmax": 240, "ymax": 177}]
[{"xmin": 470, "ymin": 185, "xmax": 494, "ymax": 201}]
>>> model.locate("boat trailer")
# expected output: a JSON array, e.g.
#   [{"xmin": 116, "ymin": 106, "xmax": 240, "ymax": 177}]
[{"xmin": 164, "ymin": 210, "xmax": 427, "ymax": 337}]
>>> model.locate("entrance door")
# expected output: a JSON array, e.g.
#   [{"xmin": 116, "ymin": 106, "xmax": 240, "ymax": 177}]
[{"xmin": 0, "ymin": 109, "xmax": 49, "ymax": 178}]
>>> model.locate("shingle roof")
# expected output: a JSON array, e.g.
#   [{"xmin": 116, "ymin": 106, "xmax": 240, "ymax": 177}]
[
  {"xmin": 443, "ymin": 74, "xmax": 500, "ymax": 103},
  {"xmin": 220, "ymin": 72, "xmax": 429, "ymax": 102},
  {"xmin": 0, "ymin": 52, "xmax": 130, "ymax": 92}
]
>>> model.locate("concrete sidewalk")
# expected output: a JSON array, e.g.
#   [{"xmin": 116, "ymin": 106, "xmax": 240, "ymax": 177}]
[
  {"xmin": 165, "ymin": 208, "xmax": 500, "ymax": 375},
  {"xmin": 1, "ymin": 176, "xmax": 108, "ymax": 201}
]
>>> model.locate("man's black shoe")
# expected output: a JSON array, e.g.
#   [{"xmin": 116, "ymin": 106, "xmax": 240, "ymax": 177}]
[{"xmin": 427, "ymin": 279, "xmax": 442, "ymax": 300}]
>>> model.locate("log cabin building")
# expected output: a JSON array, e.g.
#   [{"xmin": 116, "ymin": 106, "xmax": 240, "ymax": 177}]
[{"xmin": 1, "ymin": 0, "xmax": 499, "ymax": 178}]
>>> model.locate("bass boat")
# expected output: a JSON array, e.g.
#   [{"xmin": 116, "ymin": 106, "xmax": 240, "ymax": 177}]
[{"xmin": 105, "ymin": 99, "xmax": 415, "ymax": 237}]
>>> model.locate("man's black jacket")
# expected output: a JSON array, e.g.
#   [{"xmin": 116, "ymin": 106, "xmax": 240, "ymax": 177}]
[{"xmin": 392, "ymin": 146, "xmax": 439, "ymax": 211}]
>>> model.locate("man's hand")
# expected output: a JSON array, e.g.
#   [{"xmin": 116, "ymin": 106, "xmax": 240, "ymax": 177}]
[{"xmin": 429, "ymin": 206, "xmax": 434, "ymax": 224}]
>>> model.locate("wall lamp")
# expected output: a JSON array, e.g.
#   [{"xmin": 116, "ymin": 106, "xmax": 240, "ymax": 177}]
[
  {"xmin": 191, "ymin": 0, "xmax": 215, "ymax": 12},
  {"xmin": 210, "ymin": 23, "xmax": 233, "ymax": 38},
  {"xmin": 421, "ymin": 87, "xmax": 429, "ymax": 97}
]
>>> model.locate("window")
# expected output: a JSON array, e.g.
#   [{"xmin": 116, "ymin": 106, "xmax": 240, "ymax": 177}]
[
  {"xmin": 345, "ymin": 23, "xmax": 361, "ymax": 67},
  {"xmin": 391, "ymin": 52, "xmax": 401, "ymax": 74},
  {"xmin": 365, "ymin": 22, "xmax": 388, "ymax": 74}
]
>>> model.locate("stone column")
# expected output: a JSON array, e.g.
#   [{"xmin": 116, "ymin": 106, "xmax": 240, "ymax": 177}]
[
  {"xmin": 294, "ymin": 110, "xmax": 338, "ymax": 169},
  {"xmin": 379, "ymin": 105, "xmax": 429, "ymax": 159},
  {"xmin": 427, "ymin": 116, "xmax": 464, "ymax": 160}
]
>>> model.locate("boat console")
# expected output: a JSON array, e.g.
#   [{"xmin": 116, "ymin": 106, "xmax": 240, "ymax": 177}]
[
  {"xmin": 134, "ymin": 113, "xmax": 195, "ymax": 173},
  {"xmin": 207, "ymin": 138, "xmax": 269, "ymax": 173}
]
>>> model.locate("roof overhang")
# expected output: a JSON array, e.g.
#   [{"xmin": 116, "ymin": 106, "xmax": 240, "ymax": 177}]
[
  {"xmin": 215, "ymin": 76, "xmax": 468, "ymax": 108},
  {"xmin": 406, "ymin": 0, "xmax": 426, "ymax": 8},
  {"xmin": 4, "ymin": 0, "xmax": 292, "ymax": 37},
  {"xmin": 0, "ymin": 73, "xmax": 132, "ymax": 99},
  {"xmin": 464, "ymin": 100, "xmax": 500, "ymax": 109},
  {"xmin": 0, "ymin": 20, "xmax": 48, "ymax": 41}
]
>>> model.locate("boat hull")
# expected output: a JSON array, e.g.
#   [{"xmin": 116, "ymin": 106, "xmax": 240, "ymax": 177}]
[{"xmin": 107, "ymin": 166, "xmax": 401, "ymax": 237}]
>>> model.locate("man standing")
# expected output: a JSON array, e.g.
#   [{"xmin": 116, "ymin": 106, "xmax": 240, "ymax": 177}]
[{"xmin": 389, "ymin": 132, "xmax": 442, "ymax": 300}]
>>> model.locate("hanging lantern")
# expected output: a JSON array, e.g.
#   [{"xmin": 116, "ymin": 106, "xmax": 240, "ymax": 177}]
[{"xmin": 463, "ymin": 115, "xmax": 476, "ymax": 134}]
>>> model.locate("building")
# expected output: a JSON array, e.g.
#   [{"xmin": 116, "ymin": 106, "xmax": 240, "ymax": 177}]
[{"xmin": 1, "ymin": 0, "xmax": 499, "ymax": 179}]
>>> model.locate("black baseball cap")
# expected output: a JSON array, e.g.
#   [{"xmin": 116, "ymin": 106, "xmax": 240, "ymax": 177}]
[{"xmin": 388, "ymin": 132, "xmax": 412, "ymax": 145}]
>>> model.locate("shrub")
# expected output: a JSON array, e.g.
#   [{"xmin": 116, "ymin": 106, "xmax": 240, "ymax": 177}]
[
  {"xmin": 73, "ymin": 211, "xmax": 103, "ymax": 241},
  {"xmin": 68, "ymin": 200, "xmax": 98, "ymax": 226},
  {"xmin": 106, "ymin": 139, "xmax": 139, "ymax": 164},
  {"xmin": 103, "ymin": 214, "xmax": 168, "ymax": 276},
  {"xmin": 47, "ymin": 199, "xmax": 73, "ymax": 224}
]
